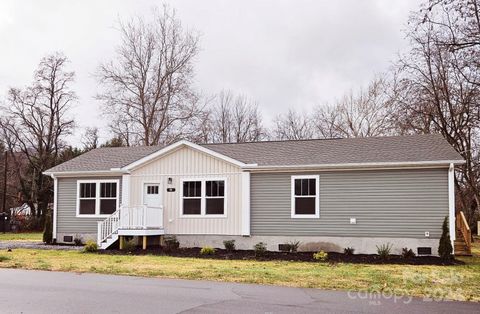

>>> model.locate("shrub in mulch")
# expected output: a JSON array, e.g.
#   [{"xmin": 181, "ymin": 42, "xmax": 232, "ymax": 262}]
[{"xmin": 97, "ymin": 246, "xmax": 463, "ymax": 266}]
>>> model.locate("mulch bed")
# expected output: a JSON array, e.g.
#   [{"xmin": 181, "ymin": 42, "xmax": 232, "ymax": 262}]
[{"xmin": 98, "ymin": 246, "xmax": 463, "ymax": 266}]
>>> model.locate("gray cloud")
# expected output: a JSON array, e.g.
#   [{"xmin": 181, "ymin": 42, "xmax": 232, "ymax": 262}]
[{"xmin": 0, "ymin": 0, "xmax": 420, "ymax": 145}]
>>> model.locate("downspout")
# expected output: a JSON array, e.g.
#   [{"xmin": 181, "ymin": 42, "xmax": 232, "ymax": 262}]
[
  {"xmin": 50, "ymin": 174, "xmax": 58, "ymax": 241},
  {"xmin": 448, "ymin": 163, "xmax": 456, "ymax": 250}
]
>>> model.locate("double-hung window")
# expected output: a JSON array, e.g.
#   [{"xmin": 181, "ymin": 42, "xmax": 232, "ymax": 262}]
[
  {"xmin": 291, "ymin": 175, "xmax": 319, "ymax": 218},
  {"xmin": 77, "ymin": 180, "xmax": 119, "ymax": 217},
  {"xmin": 78, "ymin": 183, "xmax": 96, "ymax": 215},
  {"xmin": 99, "ymin": 182, "xmax": 117, "ymax": 215},
  {"xmin": 205, "ymin": 180, "xmax": 225, "ymax": 215},
  {"xmin": 182, "ymin": 181, "xmax": 202, "ymax": 215},
  {"xmin": 182, "ymin": 179, "xmax": 226, "ymax": 216}
]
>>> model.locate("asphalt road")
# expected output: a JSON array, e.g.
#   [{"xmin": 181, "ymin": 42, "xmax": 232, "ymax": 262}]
[{"xmin": 0, "ymin": 269, "xmax": 478, "ymax": 314}]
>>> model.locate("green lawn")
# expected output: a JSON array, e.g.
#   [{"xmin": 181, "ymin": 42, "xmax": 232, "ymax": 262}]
[
  {"xmin": 0, "ymin": 232, "xmax": 43, "ymax": 241},
  {"xmin": 0, "ymin": 241, "xmax": 479, "ymax": 302}
]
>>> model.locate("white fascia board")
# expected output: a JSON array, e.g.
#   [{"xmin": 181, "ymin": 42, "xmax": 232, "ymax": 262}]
[
  {"xmin": 243, "ymin": 160, "xmax": 466, "ymax": 172},
  {"xmin": 43, "ymin": 170, "xmax": 128, "ymax": 177},
  {"xmin": 122, "ymin": 140, "xmax": 248, "ymax": 171}
]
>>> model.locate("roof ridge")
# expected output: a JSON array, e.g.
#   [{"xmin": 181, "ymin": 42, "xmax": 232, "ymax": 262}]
[{"xmin": 199, "ymin": 133, "xmax": 442, "ymax": 146}]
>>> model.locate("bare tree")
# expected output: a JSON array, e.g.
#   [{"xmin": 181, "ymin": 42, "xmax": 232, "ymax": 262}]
[
  {"xmin": 0, "ymin": 53, "xmax": 75, "ymax": 221},
  {"xmin": 422, "ymin": 0, "xmax": 480, "ymax": 87},
  {"xmin": 313, "ymin": 76, "xmax": 397, "ymax": 138},
  {"xmin": 81, "ymin": 127, "xmax": 99, "ymax": 151},
  {"xmin": 394, "ymin": 0, "xmax": 480, "ymax": 227},
  {"xmin": 97, "ymin": 5, "xmax": 201, "ymax": 146},
  {"xmin": 198, "ymin": 90, "xmax": 266, "ymax": 143},
  {"xmin": 273, "ymin": 110, "xmax": 315, "ymax": 140}
]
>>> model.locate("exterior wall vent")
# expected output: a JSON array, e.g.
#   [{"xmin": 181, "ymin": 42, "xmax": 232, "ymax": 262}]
[
  {"xmin": 63, "ymin": 235, "xmax": 73, "ymax": 243},
  {"xmin": 417, "ymin": 247, "xmax": 432, "ymax": 255}
]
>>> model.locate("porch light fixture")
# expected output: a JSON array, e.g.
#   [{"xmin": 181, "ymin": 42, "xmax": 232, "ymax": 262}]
[{"xmin": 168, "ymin": 177, "xmax": 173, "ymax": 185}]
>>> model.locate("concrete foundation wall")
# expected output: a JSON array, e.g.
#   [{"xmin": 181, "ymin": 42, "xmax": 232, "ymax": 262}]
[
  {"xmin": 175, "ymin": 234, "xmax": 439, "ymax": 255},
  {"xmin": 57, "ymin": 233, "xmax": 97, "ymax": 244},
  {"xmin": 59, "ymin": 233, "xmax": 439, "ymax": 255}
]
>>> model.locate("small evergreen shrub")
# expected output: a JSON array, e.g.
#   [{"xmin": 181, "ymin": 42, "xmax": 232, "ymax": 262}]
[
  {"xmin": 343, "ymin": 247, "xmax": 355, "ymax": 255},
  {"xmin": 287, "ymin": 240, "xmax": 301, "ymax": 253},
  {"xmin": 82, "ymin": 240, "xmax": 98, "ymax": 253},
  {"xmin": 253, "ymin": 242, "xmax": 267, "ymax": 257},
  {"xmin": 223, "ymin": 240, "xmax": 236, "ymax": 252},
  {"xmin": 164, "ymin": 236, "xmax": 180, "ymax": 251},
  {"xmin": 313, "ymin": 251, "xmax": 328, "ymax": 262},
  {"xmin": 401, "ymin": 247, "xmax": 416, "ymax": 259},
  {"xmin": 438, "ymin": 216, "xmax": 453, "ymax": 259},
  {"xmin": 123, "ymin": 238, "xmax": 137, "ymax": 252},
  {"xmin": 200, "ymin": 246, "xmax": 216, "ymax": 255},
  {"xmin": 376, "ymin": 243, "xmax": 393, "ymax": 259},
  {"xmin": 73, "ymin": 235, "xmax": 83, "ymax": 246}
]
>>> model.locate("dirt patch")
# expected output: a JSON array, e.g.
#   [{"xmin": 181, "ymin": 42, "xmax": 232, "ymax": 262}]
[{"xmin": 98, "ymin": 246, "xmax": 463, "ymax": 266}]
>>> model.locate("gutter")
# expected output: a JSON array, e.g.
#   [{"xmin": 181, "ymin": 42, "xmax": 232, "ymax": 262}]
[
  {"xmin": 241, "ymin": 160, "xmax": 466, "ymax": 172},
  {"xmin": 43, "ymin": 170, "xmax": 129, "ymax": 177}
]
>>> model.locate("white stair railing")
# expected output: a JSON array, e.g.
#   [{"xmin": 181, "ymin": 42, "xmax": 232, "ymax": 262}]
[
  {"xmin": 97, "ymin": 210, "xmax": 120, "ymax": 245},
  {"xmin": 118, "ymin": 205, "xmax": 164, "ymax": 230}
]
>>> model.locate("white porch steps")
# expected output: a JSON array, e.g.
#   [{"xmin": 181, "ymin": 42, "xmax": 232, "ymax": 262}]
[
  {"xmin": 97, "ymin": 210, "xmax": 120, "ymax": 250},
  {"xmin": 100, "ymin": 233, "xmax": 119, "ymax": 250},
  {"xmin": 97, "ymin": 206, "xmax": 165, "ymax": 250}
]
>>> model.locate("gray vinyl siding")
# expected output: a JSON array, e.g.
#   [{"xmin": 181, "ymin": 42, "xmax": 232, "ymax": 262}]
[
  {"xmin": 250, "ymin": 168, "xmax": 448, "ymax": 238},
  {"xmin": 57, "ymin": 177, "xmax": 122, "ymax": 234}
]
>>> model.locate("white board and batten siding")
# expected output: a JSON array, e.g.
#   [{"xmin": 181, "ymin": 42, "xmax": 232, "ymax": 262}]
[{"xmin": 128, "ymin": 146, "xmax": 245, "ymax": 235}]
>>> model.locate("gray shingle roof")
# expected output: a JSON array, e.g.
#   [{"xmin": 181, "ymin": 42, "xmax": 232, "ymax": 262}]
[
  {"xmin": 45, "ymin": 134, "xmax": 463, "ymax": 173},
  {"xmin": 46, "ymin": 145, "xmax": 163, "ymax": 173},
  {"xmin": 203, "ymin": 134, "xmax": 463, "ymax": 166}
]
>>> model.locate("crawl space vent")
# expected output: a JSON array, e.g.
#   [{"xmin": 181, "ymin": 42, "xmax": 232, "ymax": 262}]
[
  {"xmin": 63, "ymin": 235, "xmax": 73, "ymax": 243},
  {"xmin": 417, "ymin": 247, "xmax": 432, "ymax": 255}
]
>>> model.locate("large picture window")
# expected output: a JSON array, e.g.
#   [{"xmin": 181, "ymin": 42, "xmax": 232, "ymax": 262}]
[
  {"xmin": 77, "ymin": 180, "xmax": 119, "ymax": 217},
  {"xmin": 291, "ymin": 175, "xmax": 319, "ymax": 218},
  {"xmin": 181, "ymin": 179, "xmax": 226, "ymax": 216}
]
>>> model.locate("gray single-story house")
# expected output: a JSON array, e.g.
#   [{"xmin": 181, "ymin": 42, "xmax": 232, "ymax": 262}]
[{"xmin": 44, "ymin": 134, "xmax": 469, "ymax": 255}]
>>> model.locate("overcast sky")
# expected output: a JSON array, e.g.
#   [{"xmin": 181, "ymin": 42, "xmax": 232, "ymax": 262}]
[{"xmin": 0, "ymin": 0, "xmax": 421, "ymax": 146}]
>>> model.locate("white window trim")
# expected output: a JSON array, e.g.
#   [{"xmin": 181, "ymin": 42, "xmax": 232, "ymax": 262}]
[
  {"xmin": 76, "ymin": 179, "xmax": 120, "ymax": 218},
  {"xmin": 291, "ymin": 175, "xmax": 320, "ymax": 218},
  {"xmin": 180, "ymin": 177, "xmax": 227, "ymax": 218}
]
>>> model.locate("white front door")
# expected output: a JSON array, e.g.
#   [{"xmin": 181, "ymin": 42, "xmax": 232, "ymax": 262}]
[{"xmin": 143, "ymin": 183, "xmax": 162, "ymax": 208}]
